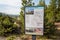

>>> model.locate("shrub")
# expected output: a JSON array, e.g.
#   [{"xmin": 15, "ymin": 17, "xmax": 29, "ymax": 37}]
[{"xmin": 6, "ymin": 36, "xmax": 16, "ymax": 40}]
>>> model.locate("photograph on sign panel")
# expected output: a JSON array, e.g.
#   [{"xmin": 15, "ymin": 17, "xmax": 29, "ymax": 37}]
[
  {"xmin": 25, "ymin": 7, "xmax": 34, "ymax": 14},
  {"xmin": 34, "ymin": 28, "xmax": 43, "ymax": 33},
  {"xmin": 25, "ymin": 28, "xmax": 34, "ymax": 33},
  {"xmin": 25, "ymin": 27, "xmax": 43, "ymax": 35}
]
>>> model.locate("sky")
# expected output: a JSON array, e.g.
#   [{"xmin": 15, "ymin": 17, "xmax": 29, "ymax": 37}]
[
  {"xmin": 0, "ymin": 0, "xmax": 50, "ymax": 15},
  {"xmin": 33, "ymin": 0, "xmax": 50, "ymax": 5},
  {"xmin": 0, "ymin": 0, "xmax": 22, "ymax": 15},
  {"xmin": 45, "ymin": 0, "xmax": 50, "ymax": 5}
]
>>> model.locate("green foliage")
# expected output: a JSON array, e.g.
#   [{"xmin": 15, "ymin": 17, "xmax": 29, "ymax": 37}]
[
  {"xmin": 0, "ymin": 14, "xmax": 21, "ymax": 36},
  {"xmin": 6, "ymin": 35, "xmax": 16, "ymax": 40},
  {"xmin": 3, "ymin": 17, "xmax": 12, "ymax": 26},
  {"xmin": 0, "ymin": 24, "xmax": 5, "ymax": 35},
  {"xmin": 13, "ymin": 24, "xmax": 17, "ymax": 28},
  {"xmin": 44, "ymin": 0, "xmax": 57, "ymax": 38},
  {"xmin": 56, "ymin": 13, "xmax": 60, "ymax": 22}
]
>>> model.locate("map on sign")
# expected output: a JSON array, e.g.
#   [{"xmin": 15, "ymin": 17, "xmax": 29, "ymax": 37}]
[{"xmin": 25, "ymin": 6, "xmax": 44, "ymax": 35}]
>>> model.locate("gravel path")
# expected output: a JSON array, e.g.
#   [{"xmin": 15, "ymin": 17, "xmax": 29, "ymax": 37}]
[{"xmin": 0, "ymin": 36, "xmax": 6, "ymax": 40}]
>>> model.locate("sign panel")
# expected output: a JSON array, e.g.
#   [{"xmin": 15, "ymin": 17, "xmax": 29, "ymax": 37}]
[{"xmin": 25, "ymin": 6, "xmax": 44, "ymax": 35}]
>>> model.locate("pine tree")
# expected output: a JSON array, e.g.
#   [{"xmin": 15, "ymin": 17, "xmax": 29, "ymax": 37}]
[{"xmin": 45, "ymin": 0, "xmax": 57, "ymax": 38}]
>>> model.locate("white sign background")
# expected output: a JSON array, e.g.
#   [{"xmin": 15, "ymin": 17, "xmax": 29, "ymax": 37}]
[{"xmin": 25, "ymin": 6, "xmax": 44, "ymax": 35}]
